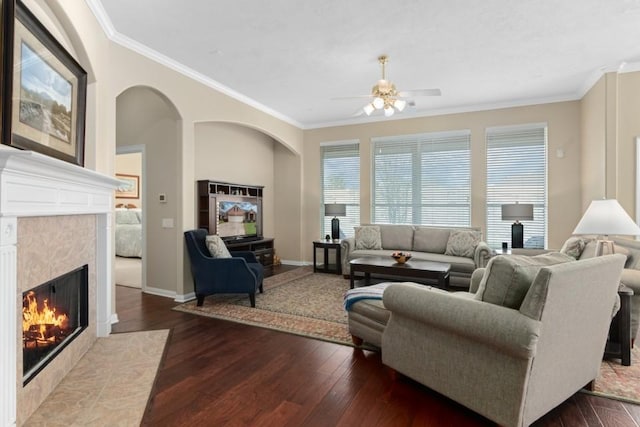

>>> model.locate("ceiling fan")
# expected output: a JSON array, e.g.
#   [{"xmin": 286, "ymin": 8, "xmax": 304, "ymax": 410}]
[{"xmin": 337, "ymin": 55, "xmax": 441, "ymax": 117}]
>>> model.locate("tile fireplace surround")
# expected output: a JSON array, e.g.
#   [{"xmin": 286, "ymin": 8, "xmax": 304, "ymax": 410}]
[{"xmin": 0, "ymin": 150, "xmax": 119, "ymax": 426}]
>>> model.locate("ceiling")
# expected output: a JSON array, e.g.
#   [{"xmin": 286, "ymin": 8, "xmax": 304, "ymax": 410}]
[{"xmin": 90, "ymin": 0, "xmax": 640, "ymax": 129}]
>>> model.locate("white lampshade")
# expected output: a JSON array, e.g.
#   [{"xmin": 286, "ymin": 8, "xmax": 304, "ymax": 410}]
[
  {"xmin": 384, "ymin": 106, "xmax": 395, "ymax": 117},
  {"xmin": 363, "ymin": 103, "xmax": 375, "ymax": 116},
  {"xmin": 573, "ymin": 199, "xmax": 640, "ymax": 236},
  {"xmin": 372, "ymin": 97, "xmax": 384, "ymax": 109},
  {"xmin": 394, "ymin": 99, "xmax": 406, "ymax": 111}
]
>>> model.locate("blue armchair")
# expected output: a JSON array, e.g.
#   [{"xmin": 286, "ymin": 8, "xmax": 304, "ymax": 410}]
[{"xmin": 184, "ymin": 229, "xmax": 264, "ymax": 307}]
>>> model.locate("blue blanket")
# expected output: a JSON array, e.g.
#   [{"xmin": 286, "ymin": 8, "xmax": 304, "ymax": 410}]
[{"xmin": 343, "ymin": 282, "xmax": 393, "ymax": 311}]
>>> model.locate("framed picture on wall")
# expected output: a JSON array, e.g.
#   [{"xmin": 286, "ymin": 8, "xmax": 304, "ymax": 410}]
[
  {"xmin": 1, "ymin": 0, "xmax": 87, "ymax": 166},
  {"xmin": 116, "ymin": 174, "xmax": 140, "ymax": 199}
]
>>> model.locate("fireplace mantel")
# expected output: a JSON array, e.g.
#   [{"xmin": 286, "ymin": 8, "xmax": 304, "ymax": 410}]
[{"xmin": 0, "ymin": 149, "xmax": 119, "ymax": 426}]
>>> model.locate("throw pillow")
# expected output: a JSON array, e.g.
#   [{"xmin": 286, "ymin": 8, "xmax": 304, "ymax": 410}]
[
  {"xmin": 474, "ymin": 252, "xmax": 574, "ymax": 309},
  {"xmin": 354, "ymin": 226, "xmax": 382, "ymax": 250},
  {"xmin": 560, "ymin": 236, "xmax": 587, "ymax": 259},
  {"xmin": 205, "ymin": 235, "xmax": 232, "ymax": 258},
  {"xmin": 444, "ymin": 230, "xmax": 481, "ymax": 258}
]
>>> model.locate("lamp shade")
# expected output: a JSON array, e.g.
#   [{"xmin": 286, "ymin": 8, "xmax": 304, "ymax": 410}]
[
  {"xmin": 573, "ymin": 199, "xmax": 640, "ymax": 236},
  {"xmin": 324, "ymin": 203, "xmax": 346, "ymax": 217},
  {"xmin": 501, "ymin": 203, "xmax": 534, "ymax": 221}
]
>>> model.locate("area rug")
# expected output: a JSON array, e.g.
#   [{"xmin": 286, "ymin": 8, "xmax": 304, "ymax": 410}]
[
  {"xmin": 173, "ymin": 266, "xmax": 354, "ymax": 346},
  {"xmin": 589, "ymin": 346, "xmax": 640, "ymax": 404},
  {"xmin": 25, "ymin": 329, "xmax": 169, "ymax": 426}
]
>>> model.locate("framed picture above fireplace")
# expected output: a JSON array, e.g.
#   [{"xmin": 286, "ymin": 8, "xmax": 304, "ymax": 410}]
[{"xmin": 1, "ymin": 0, "xmax": 87, "ymax": 167}]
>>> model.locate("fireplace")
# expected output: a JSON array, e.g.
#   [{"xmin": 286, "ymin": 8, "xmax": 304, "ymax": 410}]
[{"xmin": 22, "ymin": 265, "xmax": 89, "ymax": 385}]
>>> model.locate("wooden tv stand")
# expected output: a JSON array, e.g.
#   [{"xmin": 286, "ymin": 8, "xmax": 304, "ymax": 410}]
[{"xmin": 225, "ymin": 237, "xmax": 275, "ymax": 277}]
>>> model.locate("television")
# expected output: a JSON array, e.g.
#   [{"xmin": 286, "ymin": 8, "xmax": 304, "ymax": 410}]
[{"xmin": 215, "ymin": 196, "xmax": 262, "ymax": 240}]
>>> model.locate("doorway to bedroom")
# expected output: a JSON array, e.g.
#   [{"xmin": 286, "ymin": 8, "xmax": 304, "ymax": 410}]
[{"xmin": 115, "ymin": 150, "xmax": 144, "ymax": 290}]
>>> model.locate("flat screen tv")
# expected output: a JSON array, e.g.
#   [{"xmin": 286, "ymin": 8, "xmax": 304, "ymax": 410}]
[{"xmin": 216, "ymin": 196, "xmax": 261, "ymax": 240}]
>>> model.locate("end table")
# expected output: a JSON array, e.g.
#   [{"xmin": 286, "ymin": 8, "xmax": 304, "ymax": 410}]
[
  {"xmin": 313, "ymin": 240, "xmax": 342, "ymax": 275},
  {"xmin": 604, "ymin": 284, "xmax": 633, "ymax": 366}
]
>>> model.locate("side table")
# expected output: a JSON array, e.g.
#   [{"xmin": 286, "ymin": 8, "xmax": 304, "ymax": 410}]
[
  {"xmin": 313, "ymin": 240, "xmax": 342, "ymax": 275},
  {"xmin": 604, "ymin": 284, "xmax": 633, "ymax": 366}
]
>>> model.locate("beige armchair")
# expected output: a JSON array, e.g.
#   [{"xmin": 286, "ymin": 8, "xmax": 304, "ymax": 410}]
[{"xmin": 381, "ymin": 254, "xmax": 625, "ymax": 427}]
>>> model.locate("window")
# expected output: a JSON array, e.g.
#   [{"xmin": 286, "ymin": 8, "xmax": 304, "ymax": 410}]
[
  {"xmin": 321, "ymin": 142, "xmax": 360, "ymax": 238},
  {"xmin": 486, "ymin": 124, "xmax": 547, "ymax": 249},
  {"xmin": 372, "ymin": 131, "xmax": 471, "ymax": 226}
]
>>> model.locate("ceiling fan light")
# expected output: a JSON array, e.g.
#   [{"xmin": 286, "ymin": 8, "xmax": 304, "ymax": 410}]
[
  {"xmin": 394, "ymin": 99, "xmax": 406, "ymax": 111},
  {"xmin": 363, "ymin": 103, "xmax": 375, "ymax": 116},
  {"xmin": 384, "ymin": 106, "xmax": 395, "ymax": 117},
  {"xmin": 373, "ymin": 97, "xmax": 384, "ymax": 109}
]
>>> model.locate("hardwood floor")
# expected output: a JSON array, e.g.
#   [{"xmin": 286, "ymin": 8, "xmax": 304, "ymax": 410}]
[{"xmin": 113, "ymin": 267, "xmax": 640, "ymax": 426}]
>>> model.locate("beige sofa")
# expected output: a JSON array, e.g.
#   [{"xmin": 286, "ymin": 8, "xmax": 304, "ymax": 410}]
[
  {"xmin": 513, "ymin": 236, "xmax": 640, "ymax": 344},
  {"xmin": 340, "ymin": 224, "xmax": 492, "ymax": 288},
  {"xmin": 381, "ymin": 254, "xmax": 625, "ymax": 427}
]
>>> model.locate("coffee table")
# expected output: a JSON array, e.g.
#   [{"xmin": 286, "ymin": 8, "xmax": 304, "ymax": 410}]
[{"xmin": 349, "ymin": 256, "xmax": 451, "ymax": 290}]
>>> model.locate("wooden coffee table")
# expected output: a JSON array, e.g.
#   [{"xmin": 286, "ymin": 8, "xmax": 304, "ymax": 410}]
[{"xmin": 349, "ymin": 256, "xmax": 451, "ymax": 289}]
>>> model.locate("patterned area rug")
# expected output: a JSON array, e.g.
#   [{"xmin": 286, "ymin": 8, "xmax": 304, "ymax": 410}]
[
  {"xmin": 173, "ymin": 266, "xmax": 353, "ymax": 346},
  {"xmin": 174, "ymin": 267, "xmax": 640, "ymax": 403},
  {"xmin": 591, "ymin": 347, "xmax": 640, "ymax": 403}
]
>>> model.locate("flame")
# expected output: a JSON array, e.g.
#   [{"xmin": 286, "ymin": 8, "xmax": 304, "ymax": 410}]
[{"xmin": 22, "ymin": 291, "xmax": 69, "ymax": 342}]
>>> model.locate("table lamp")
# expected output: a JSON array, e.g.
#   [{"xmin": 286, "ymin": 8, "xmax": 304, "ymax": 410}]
[
  {"xmin": 324, "ymin": 203, "xmax": 346, "ymax": 240},
  {"xmin": 573, "ymin": 199, "xmax": 640, "ymax": 256},
  {"xmin": 501, "ymin": 202, "xmax": 534, "ymax": 249}
]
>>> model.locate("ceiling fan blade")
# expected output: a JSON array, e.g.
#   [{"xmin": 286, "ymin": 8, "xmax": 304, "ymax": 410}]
[
  {"xmin": 331, "ymin": 95, "xmax": 373, "ymax": 101},
  {"xmin": 397, "ymin": 88, "xmax": 441, "ymax": 97}
]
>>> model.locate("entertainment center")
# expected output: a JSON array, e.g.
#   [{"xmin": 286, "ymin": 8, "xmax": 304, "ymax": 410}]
[{"xmin": 197, "ymin": 180, "xmax": 275, "ymax": 276}]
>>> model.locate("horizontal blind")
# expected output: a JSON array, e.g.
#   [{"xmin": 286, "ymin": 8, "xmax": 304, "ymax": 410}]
[
  {"xmin": 486, "ymin": 125, "xmax": 547, "ymax": 248},
  {"xmin": 372, "ymin": 131, "xmax": 470, "ymax": 226},
  {"xmin": 321, "ymin": 142, "xmax": 360, "ymax": 238}
]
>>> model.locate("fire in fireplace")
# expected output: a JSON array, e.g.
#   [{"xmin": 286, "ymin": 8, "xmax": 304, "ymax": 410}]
[{"xmin": 22, "ymin": 265, "xmax": 88, "ymax": 385}]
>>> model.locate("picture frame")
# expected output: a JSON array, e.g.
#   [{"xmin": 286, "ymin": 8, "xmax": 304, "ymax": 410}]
[
  {"xmin": 2, "ymin": 0, "xmax": 87, "ymax": 166},
  {"xmin": 116, "ymin": 174, "xmax": 140, "ymax": 199}
]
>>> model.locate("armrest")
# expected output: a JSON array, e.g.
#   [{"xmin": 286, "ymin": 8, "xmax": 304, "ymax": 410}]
[
  {"xmin": 231, "ymin": 251, "xmax": 259, "ymax": 263},
  {"xmin": 383, "ymin": 283, "xmax": 541, "ymax": 359},
  {"xmin": 341, "ymin": 237, "xmax": 356, "ymax": 274},
  {"xmin": 469, "ymin": 268, "xmax": 485, "ymax": 293},
  {"xmin": 621, "ymin": 268, "xmax": 640, "ymax": 294},
  {"xmin": 474, "ymin": 241, "xmax": 492, "ymax": 268}
]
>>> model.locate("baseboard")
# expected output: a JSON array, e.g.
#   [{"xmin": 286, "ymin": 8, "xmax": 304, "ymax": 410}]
[
  {"xmin": 281, "ymin": 260, "xmax": 310, "ymax": 266},
  {"xmin": 110, "ymin": 313, "xmax": 119, "ymax": 324},
  {"xmin": 174, "ymin": 292, "xmax": 196, "ymax": 303},
  {"xmin": 143, "ymin": 286, "xmax": 176, "ymax": 299}
]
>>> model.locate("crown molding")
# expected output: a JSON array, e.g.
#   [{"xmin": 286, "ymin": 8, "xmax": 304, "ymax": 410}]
[{"xmin": 85, "ymin": 0, "xmax": 304, "ymax": 130}]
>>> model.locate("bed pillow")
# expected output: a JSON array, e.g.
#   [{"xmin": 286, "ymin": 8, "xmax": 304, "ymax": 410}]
[
  {"xmin": 115, "ymin": 210, "xmax": 140, "ymax": 225},
  {"xmin": 354, "ymin": 226, "xmax": 382, "ymax": 250},
  {"xmin": 205, "ymin": 235, "xmax": 232, "ymax": 259}
]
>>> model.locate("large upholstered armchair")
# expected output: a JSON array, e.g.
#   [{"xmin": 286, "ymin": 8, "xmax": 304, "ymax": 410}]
[
  {"xmin": 381, "ymin": 254, "xmax": 625, "ymax": 427},
  {"xmin": 184, "ymin": 229, "xmax": 263, "ymax": 307}
]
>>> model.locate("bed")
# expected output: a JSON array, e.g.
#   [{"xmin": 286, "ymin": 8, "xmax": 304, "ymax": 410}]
[{"xmin": 115, "ymin": 208, "xmax": 142, "ymax": 258}]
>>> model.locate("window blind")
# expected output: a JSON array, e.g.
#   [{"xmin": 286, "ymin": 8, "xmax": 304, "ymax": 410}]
[
  {"xmin": 486, "ymin": 124, "xmax": 547, "ymax": 249},
  {"xmin": 372, "ymin": 131, "xmax": 471, "ymax": 226},
  {"xmin": 321, "ymin": 142, "xmax": 360, "ymax": 238}
]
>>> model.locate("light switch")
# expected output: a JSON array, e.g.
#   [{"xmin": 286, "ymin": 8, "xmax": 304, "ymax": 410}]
[
  {"xmin": 162, "ymin": 218, "xmax": 174, "ymax": 228},
  {"xmin": 159, "ymin": 193, "xmax": 167, "ymax": 203}
]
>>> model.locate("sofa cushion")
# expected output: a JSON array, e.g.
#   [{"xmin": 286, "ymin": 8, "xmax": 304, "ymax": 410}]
[
  {"xmin": 579, "ymin": 240, "xmax": 629, "ymax": 260},
  {"xmin": 205, "ymin": 235, "xmax": 232, "ymax": 258},
  {"xmin": 444, "ymin": 230, "xmax": 481, "ymax": 258},
  {"xmin": 355, "ymin": 226, "xmax": 382, "ymax": 250},
  {"xmin": 378, "ymin": 224, "xmax": 414, "ymax": 251},
  {"xmin": 474, "ymin": 252, "xmax": 574, "ymax": 309},
  {"xmin": 413, "ymin": 227, "xmax": 451, "ymax": 254}
]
